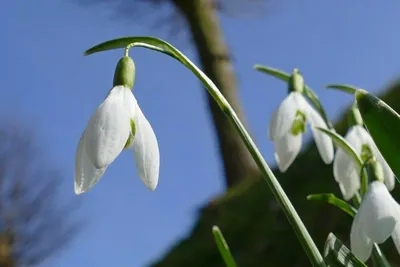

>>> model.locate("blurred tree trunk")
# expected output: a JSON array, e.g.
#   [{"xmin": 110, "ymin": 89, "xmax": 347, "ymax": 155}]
[{"xmin": 172, "ymin": 0, "xmax": 260, "ymax": 188}]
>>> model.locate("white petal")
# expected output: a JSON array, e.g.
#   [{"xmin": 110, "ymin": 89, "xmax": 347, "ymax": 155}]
[
  {"xmin": 381, "ymin": 158, "xmax": 395, "ymax": 191},
  {"xmin": 74, "ymin": 132, "xmax": 107, "ymax": 194},
  {"xmin": 307, "ymin": 107, "xmax": 334, "ymax": 164},
  {"xmin": 268, "ymin": 92, "xmax": 307, "ymax": 141},
  {"xmin": 132, "ymin": 104, "xmax": 160, "ymax": 191},
  {"xmin": 357, "ymin": 181, "xmax": 399, "ymax": 243},
  {"xmin": 85, "ymin": 86, "xmax": 131, "ymax": 169},
  {"xmin": 333, "ymin": 148, "xmax": 360, "ymax": 200},
  {"xmin": 123, "ymin": 88, "xmax": 138, "ymax": 119},
  {"xmin": 345, "ymin": 126, "xmax": 366, "ymax": 154},
  {"xmin": 370, "ymin": 143, "xmax": 395, "ymax": 191},
  {"xmin": 392, "ymin": 221, "xmax": 400, "ymax": 254},
  {"xmin": 350, "ymin": 209, "xmax": 373, "ymax": 262},
  {"xmin": 274, "ymin": 133, "xmax": 302, "ymax": 172},
  {"xmin": 353, "ymin": 126, "xmax": 395, "ymax": 191}
]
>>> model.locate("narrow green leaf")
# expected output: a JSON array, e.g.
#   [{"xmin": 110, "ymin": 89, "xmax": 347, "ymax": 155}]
[
  {"xmin": 85, "ymin": 36, "xmax": 174, "ymax": 57},
  {"xmin": 356, "ymin": 89, "xmax": 400, "ymax": 180},
  {"xmin": 315, "ymin": 128, "xmax": 363, "ymax": 168},
  {"xmin": 254, "ymin": 64, "xmax": 333, "ymax": 129},
  {"xmin": 307, "ymin": 194, "xmax": 356, "ymax": 217},
  {"xmin": 212, "ymin": 226, "xmax": 237, "ymax": 267},
  {"xmin": 253, "ymin": 64, "xmax": 290, "ymax": 82},
  {"xmin": 315, "ymin": 127, "xmax": 369, "ymax": 195},
  {"xmin": 371, "ymin": 244, "xmax": 392, "ymax": 267},
  {"xmin": 326, "ymin": 84, "xmax": 358, "ymax": 95},
  {"xmin": 324, "ymin": 233, "xmax": 367, "ymax": 267},
  {"xmin": 304, "ymin": 87, "xmax": 334, "ymax": 129}
]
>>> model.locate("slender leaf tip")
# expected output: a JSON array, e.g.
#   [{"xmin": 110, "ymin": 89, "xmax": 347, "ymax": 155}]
[{"xmin": 212, "ymin": 225, "xmax": 219, "ymax": 233}]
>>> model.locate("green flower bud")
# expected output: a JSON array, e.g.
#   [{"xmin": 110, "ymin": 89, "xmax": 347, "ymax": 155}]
[
  {"xmin": 288, "ymin": 68, "xmax": 304, "ymax": 93},
  {"xmin": 113, "ymin": 56, "xmax": 136, "ymax": 89}
]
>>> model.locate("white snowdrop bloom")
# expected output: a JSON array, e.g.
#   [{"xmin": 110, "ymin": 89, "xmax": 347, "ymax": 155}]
[
  {"xmin": 268, "ymin": 92, "xmax": 334, "ymax": 172},
  {"xmin": 350, "ymin": 181, "xmax": 400, "ymax": 262},
  {"xmin": 74, "ymin": 56, "xmax": 160, "ymax": 195},
  {"xmin": 333, "ymin": 125, "xmax": 394, "ymax": 200}
]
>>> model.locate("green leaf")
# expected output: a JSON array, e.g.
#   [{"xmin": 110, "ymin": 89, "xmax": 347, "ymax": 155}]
[
  {"xmin": 326, "ymin": 84, "xmax": 358, "ymax": 95},
  {"xmin": 253, "ymin": 65, "xmax": 291, "ymax": 82},
  {"xmin": 324, "ymin": 233, "xmax": 367, "ymax": 267},
  {"xmin": 371, "ymin": 244, "xmax": 392, "ymax": 267},
  {"xmin": 85, "ymin": 36, "xmax": 174, "ymax": 58},
  {"xmin": 315, "ymin": 128, "xmax": 363, "ymax": 168},
  {"xmin": 315, "ymin": 127, "xmax": 369, "ymax": 195},
  {"xmin": 307, "ymin": 194, "xmax": 356, "ymax": 217},
  {"xmin": 253, "ymin": 64, "xmax": 333, "ymax": 129},
  {"xmin": 212, "ymin": 226, "xmax": 237, "ymax": 267},
  {"xmin": 356, "ymin": 89, "xmax": 400, "ymax": 181}
]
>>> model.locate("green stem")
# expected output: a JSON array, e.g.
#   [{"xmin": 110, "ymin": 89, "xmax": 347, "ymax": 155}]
[
  {"xmin": 85, "ymin": 38, "xmax": 326, "ymax": 267},
  {"xmin": 151, "ymin": 46, "xmax": 326, "ymax": 266},
  {"xmin": 133, "ymin": 43, "xmax": 325, "ymax": 266},
  {"xmin": 222, "ymin": 95, "xmax": 325, "ymax": 267}
]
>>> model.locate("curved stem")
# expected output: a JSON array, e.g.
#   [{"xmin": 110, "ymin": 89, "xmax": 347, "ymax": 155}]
[
  {"xmin": 131, "ymin": 43, "xmax": 325, "ymax": 267},
  {"xmin": 84, "ymin": 38, "xmax": 326, "ymax": 266}
]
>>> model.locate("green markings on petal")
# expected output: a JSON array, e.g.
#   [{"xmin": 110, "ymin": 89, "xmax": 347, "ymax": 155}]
[
  {"xmin": 113, "ymin": 56, "xmax": 136, "ymax": 89},
  {"xmin": 355, "ymin": 89, "xmax": 400, "ymax": 179},
  {"xmin": 360, "ymin": 144, "xmax": 373, "ymax": 163},
  {"xmin": 291, "ymin": 111, "xmax": 307, "ymax": 135},
  {"xmin": 124, "ymin": 118, "xmax": 137, "ymax": 149}
]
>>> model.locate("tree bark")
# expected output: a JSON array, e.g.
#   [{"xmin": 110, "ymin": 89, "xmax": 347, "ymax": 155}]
[{"xmin": 172, "ymin": 0, "xmax": 260, "ymax": 188}]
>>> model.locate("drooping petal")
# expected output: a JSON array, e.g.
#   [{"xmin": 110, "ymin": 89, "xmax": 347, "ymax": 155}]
[
  {"xmin": 122, "ymin": 89, "xmax": 139, "ymax": 149},
  {"xmin": 307, "ymin": 107, "xmax": 334, "ymax": 164},
  {"xmin": 268, "ymin": 92, "xmax": 306, "ymax": 141},
  {"xmin": 85, "ymin": 86, "xmax": 131, "ymax": 169},
  {"xmin": 274, "ymin": 133, "xmax": 302, "ymax": 172},
  {"xmin": 333, "ymin": 148, "xmax": 360, "ymax": 200},
  {"xmin": 345, "ymin": 126, "xmax": 366, "ymax": 154},
  {"xmin": 391, "ymin": 220, "xmax": 400, "ymax": 254},
  {"xmin": 350, "ymin": 208, "xmax": 373, "ymax": 262},
  {"xmin": 132, "ymin": 104, "xmax": 160, "ymax": 191},
  {"xmin": 354, "ymin": 126, "xmax": 395, "ymax": 191},
  {"xmin": 371, "ymin": 143, "xmax": 395, "ymax": 191},
  {"xmin": 123, "ymin": 88, "xmax": 138, "ymax": 120},
  {"xmin": 357, "ymin": 181, "xmax": 400, "ymax": 243},
  {"xmin": 74, "ymin": 132, "xmax": 107, "ymax": 194}
]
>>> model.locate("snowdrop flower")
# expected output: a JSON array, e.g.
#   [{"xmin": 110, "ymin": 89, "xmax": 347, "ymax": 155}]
[
  {"xmin": 268, "ymin": 89, "xmax": 334, "ymax": 172},
  {"xmin": 350, "ymin": 181, "xmax": 400, "ymax": 262},
  {"xmin": 74, "ymin": 56, "xmax": 160, "ymax": 195},
  {"xmin": 333, "ymin": 125, "xmax": 394, "ymax": 201}
]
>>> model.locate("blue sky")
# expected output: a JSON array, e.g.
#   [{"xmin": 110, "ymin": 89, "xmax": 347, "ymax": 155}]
[{"xmin": 1, "ymin": 1, "xmax": 400, "ymax": 266}]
